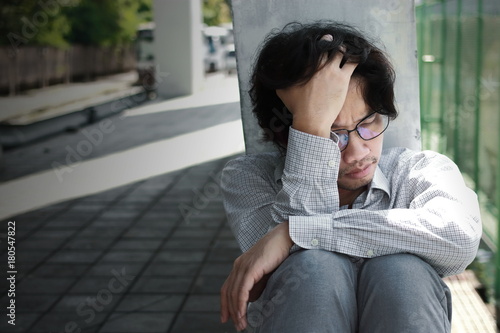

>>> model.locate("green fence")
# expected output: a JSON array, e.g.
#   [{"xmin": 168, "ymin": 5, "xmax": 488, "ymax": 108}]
[{"xmin": 416, "ymin": 0, "xmax": 500, "ymax": 321}]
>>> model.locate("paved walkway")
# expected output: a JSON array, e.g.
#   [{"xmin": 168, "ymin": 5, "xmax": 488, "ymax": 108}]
[
  {"xmin": 0, "ymin": 72, "xmax": 141, "ymax": 124},
  {"xmin": 0, "ymin": 72, "xmax": 243, "ymax": 332},
  {"xmin": 0, "ymin": 71, "xmax": 496, "ymax": 332},
  {"xmin": 445, "ymin": 272, "xmax": 496, "ymax": 332},
  {"xmin": 0, "ymin": 155, "xmax": 240, "ymax": 333}
]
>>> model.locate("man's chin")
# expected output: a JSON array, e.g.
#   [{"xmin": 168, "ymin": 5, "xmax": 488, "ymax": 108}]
[{"xmin": 338, "ymin": 177, "xmax": 372, "ymax": 192}]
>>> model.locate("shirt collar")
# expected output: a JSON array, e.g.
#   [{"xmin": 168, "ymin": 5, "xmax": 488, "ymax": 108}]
[
  {"xmin": 369, "ymin": 166, "xmax": 391, "ymax": 198},
  {"xmin": 274, "ymin": 158, "xmax": 391, "ymax": 198}
]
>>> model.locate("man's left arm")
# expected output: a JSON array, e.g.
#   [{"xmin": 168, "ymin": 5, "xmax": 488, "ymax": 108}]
[{"xmin": 289, "ymin": 151, "xmax": 482, "ymax": 277}]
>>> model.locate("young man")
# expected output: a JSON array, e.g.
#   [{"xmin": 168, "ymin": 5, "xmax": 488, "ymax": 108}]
[{"xmin": 220, "ymin": 21, "xmax": 481, "ymax": 332}]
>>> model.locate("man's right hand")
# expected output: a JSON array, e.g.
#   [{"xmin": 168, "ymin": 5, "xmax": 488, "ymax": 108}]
[
  {"xmin": 220, "ymin": 221, "xmax": 293, "ymax": 331},
  {"xmin": 276, "ymin": 35, "xmax": 358, "ymax": 138}
]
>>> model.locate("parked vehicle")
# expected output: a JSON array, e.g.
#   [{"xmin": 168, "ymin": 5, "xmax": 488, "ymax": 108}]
[
  {"xmin": 224, "ymin": 43, "xmax": 237, "ymax": 74},
  {"xmin": 135, "ymin": 23, "xmax": 236, "ymax": 81},
  {"xmin": 135, "ymin": 22, "xmax": 155, "ymax": 91},
  {"xmin": 203, "ymin": 25, "xmax": 231, "ymax": 73}
]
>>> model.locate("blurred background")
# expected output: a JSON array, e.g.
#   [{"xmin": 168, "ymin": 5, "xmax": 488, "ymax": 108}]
[
  {"xmin": 0, "ymin": 0, "xmax": 499, "ymax": 332},
  {"xmin": 0, "ymin": 0, "xmax": 235, "ymax": 96},
  {"xmin": 417, "ymin": 0, "xmax": 500, "ymax": 315}
]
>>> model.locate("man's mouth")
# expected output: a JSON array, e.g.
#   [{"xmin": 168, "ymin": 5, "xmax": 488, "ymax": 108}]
[
  {"xmin": 340, "ymin": 157, "xmax": 377, "ymax": 179},
  {"xmin": 345, "ymin": 164, "xmax": 372, "ymax": 178}
]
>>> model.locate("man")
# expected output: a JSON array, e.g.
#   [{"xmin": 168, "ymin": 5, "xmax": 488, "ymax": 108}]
[{"xmin": 220, "ymin": 21, "xmax": 481, "ymax": 333}]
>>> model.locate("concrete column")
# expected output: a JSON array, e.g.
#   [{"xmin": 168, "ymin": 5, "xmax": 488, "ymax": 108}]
[
  {"xmin": 153, "ymin": 0, "xmax": 203, "ymax": 98},
  {"xmin": 231, "ymin": 0, "xmax": 421, "ymax": 154}
]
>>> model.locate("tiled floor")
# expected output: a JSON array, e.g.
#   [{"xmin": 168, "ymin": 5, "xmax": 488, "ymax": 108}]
[
  {"xmin": 445, "ymin": 271, "xmax": 497, "ymax": 333},
  {"xmin": 0, "ymin": 71, "xmax": 496, "ymax": 332},
  {"xmin": 1, "ymin": 154, "xmax": 497, "ymax": 332},
  {"xmin": 0, "ymin": 156, "xmax": 240, "ymax": 333}
]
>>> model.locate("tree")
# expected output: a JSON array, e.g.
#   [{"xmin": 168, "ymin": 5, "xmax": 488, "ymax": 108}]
[
  {"xmin": 203, "ymin": 0, "xmax": 232, "ymax": 26},
  {"xmin": 0, "ymin": 0, "xmax": 71, "ymax": 48},
  {"xmin": 64, "ymin": 0, "xmax": 141, "ymax": 46},
  {"xmin": 137, "ymin": 0, "xmax": 153, "ymax": 23},
  {"xmin": 0, "ymin": 0, "xmax": 151, "ymax": 48}
]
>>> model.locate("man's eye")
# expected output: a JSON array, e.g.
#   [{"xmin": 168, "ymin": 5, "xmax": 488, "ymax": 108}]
[
  {"xmin": 337, "ymin": 133, "xmax": 348, "ymax": 143},
  {"xmin": 361, "ymin": 115, "xmax": 378, "ymax": 126}
]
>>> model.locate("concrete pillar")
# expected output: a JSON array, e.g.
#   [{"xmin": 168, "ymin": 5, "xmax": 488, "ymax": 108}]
[
  {"xmin": 152, "ymin": 0, "xmax": 203, "ymax": 98},
  {"xmin": 231, "ymin": 0, "xmax": 421, "ymax": 154}
]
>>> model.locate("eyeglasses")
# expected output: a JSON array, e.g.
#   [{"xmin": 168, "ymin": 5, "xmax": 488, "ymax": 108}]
[{"xmin": 330, "ymin": 112, "xmax": 390, "ymax": 152}]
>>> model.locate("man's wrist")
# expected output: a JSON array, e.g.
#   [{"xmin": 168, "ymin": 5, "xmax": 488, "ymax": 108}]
[
  {"xmin": 277, "ymin": 221, "xmax": 294, "ymax": 249},
  {"xmin": 292, "ymin": 118, "xmax": 331, "ymax": 138}
]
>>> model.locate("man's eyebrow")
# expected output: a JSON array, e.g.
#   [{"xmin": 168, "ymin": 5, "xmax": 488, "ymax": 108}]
[{"xmin": 332, "ymin": 113, "xmax": 371, "ymax": 128}]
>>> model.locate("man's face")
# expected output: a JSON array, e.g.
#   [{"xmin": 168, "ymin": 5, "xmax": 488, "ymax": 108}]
[{"xmin": 331, "ymin": 79, "xmax": 384, "ymax": 193}]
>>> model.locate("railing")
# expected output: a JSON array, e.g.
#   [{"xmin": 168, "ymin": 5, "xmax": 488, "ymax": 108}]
[
  {"xmin": 416, "ymin": 0, "xmax": 500, "ymax": 324},
  {"xmin": 0, "ymin": 45, "xmax": 136, "ymax": 96}
]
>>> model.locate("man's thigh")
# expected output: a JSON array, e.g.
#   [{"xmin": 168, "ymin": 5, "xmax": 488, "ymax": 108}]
[
  {"xmin": 357, "ymin": 253, "xmax": 452, "ymax": 333},
  {"xmin": 247, "ymin": 250, "xmax": 359, "ymax": 333}
]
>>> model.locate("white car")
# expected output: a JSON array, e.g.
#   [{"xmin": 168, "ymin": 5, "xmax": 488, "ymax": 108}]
[
  {"xmin": 224, "ymin": 44, "xmax": 237, "ymax": 74},
  {"xmin": 203, "ymin": 25, "xmax": 238, "ymax": 73}
]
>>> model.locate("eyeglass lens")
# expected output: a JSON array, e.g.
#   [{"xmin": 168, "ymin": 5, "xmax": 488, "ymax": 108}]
[{"xmin": 332, "ymin": 113, "xmax": 389, "ymax": 151}]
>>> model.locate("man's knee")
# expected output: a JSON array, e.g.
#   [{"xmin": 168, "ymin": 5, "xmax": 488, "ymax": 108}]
[
  {"xmin": 358, "ymin": 253, "xmax": 451, "ymax": 316},
  {"xmin": 270, "ymin": 250, "xmax": 355, "ymax": 290},
  {"xmin": 358, "ymin": 254, "xmax": 452, "ymax": 332},
  {"xmin": 360, "ymin": 253, "xmax": 438, "ymax": 288},
  {"xmin": 252, "ymin": 250, "xmax": 359, "ymax": 333}
]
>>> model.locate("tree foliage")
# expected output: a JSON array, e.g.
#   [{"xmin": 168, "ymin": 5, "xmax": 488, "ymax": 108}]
[
  {"xmin": 0, "ymin": 0, "xmax": 231, "ymax": 48},
  {"xmin": 64, "ymin": 0, "xmax": 141, "ymax": 46},
  {"xmin": 0, "ymin": 0, "xmax": 152, "ymax": 48},
  {"xmin": 203, "ymin": 0, "xmax": 232, "ymax": 26},
  {"xmin": 137, "ymin": 0, "xmax": 153, "ymax": 23},
  {"xmin": 0, "ymin": 0, "xmax": 72, "ymax": 48}
]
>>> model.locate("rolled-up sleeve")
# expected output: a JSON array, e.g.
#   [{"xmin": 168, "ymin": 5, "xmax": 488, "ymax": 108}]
[
  {"xmin": 221, "ymin": 128, "xmax": 342, "ymax": 252},
  {"xmin": 221, "ymin": 128, "xmax": 481, "ymax": 277},
  {"xmin": 274, "ymin": 128, "xmax": 341, "ymax": 220},
  {"xmin": 288, "ymin": 150, "xmax": 482, "ymax": 277}
]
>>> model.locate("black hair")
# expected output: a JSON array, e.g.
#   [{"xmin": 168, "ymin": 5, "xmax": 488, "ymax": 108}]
[{"xmin": 249, "ymin": 21, "xmax": 398, "ymax": 150}]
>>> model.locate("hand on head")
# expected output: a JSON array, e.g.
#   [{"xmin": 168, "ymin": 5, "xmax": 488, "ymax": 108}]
[{"xmin": 276, "ymin": 35, "xmax": 358, "ymax": 138}]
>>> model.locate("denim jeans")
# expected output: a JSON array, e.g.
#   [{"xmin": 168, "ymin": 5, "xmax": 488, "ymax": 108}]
[{"xmin": 246, "ymin": 250, "xmax": 452, "ymax": 333}]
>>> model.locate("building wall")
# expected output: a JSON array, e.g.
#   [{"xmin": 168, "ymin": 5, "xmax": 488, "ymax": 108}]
[
  {"xmin": 231, "ymin": 0, "xmax": 421, "ymax": 153},
  {"xmin": 152, "ymin": 0, "xmax": 203, "ymax": 99}
]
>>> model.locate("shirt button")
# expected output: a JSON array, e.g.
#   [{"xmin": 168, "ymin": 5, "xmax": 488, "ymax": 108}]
[
  {"xmin": 366, "ymin": 250, "xmax": 374, "ymax": 257},
  {"xmin": 311, "ymin": 238, "xmax": 319, "ymax": 246},
  {"xmin": 328, "ymin": 160, "xmax": 336, "ymax": 168}
]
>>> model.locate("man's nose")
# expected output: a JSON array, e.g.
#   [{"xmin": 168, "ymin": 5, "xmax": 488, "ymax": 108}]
[{"xmin": 341, "ymin": 133, "xmax": 370, "ymax": 164}]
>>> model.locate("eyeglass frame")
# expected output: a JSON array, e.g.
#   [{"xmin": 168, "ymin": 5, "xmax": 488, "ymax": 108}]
[{"xmin": 330, "ymin": 111, "xmax": 390, "ymax": 152}]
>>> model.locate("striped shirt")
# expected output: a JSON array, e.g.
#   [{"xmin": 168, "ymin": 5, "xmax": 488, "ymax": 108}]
[{"xmin": 221, "ymin": 128, "xmax": 482, "ymax": 277}]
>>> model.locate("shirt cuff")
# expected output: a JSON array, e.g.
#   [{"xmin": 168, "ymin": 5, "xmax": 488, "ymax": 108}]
[
  {"xmin": 289, "ymin": 243, "xmax": 302, "ymax": 254},
  {"xmin": 288, "ymin": 214, "xmax": 335, "ymax": 250},
  {"xmin": 285, "ymin": 128, "xmax": 340, "ymax": 179}
]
